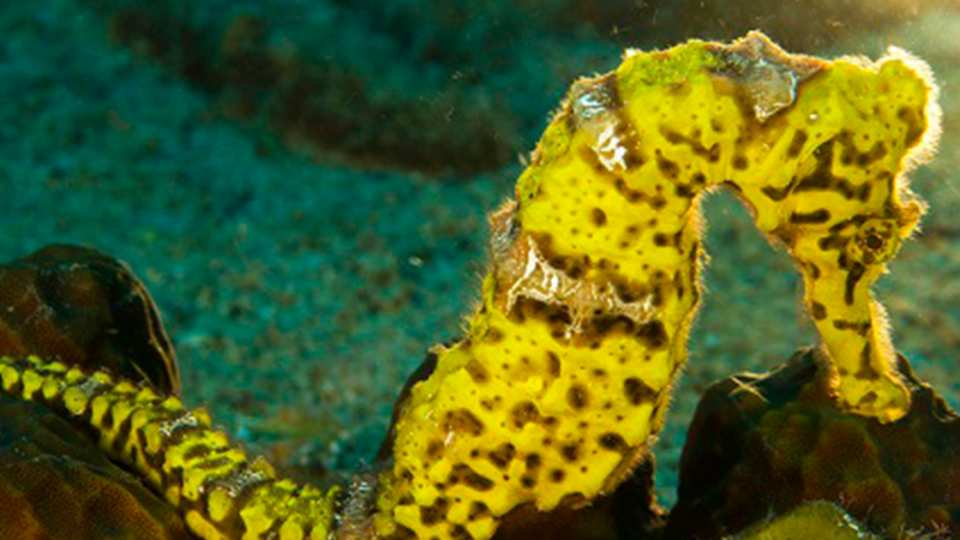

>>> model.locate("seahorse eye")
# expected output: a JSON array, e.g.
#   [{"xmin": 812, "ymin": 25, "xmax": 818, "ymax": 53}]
[
  {"xmin": 865, "ymin": 234, "xmax": 884, "ymax": 250},
  {"xmin": 846, "ymin": 219, "xmax": 900, "ymax": 267}
]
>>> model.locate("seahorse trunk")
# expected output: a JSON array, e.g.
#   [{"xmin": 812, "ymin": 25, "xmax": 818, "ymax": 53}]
[
  {"xmin": 0, "ymin": 356, "xmax": 339, "ymax": 540},
  {"xmin": 375, "ymin": 201, "xmax": 704, "ymax": 539},
  {"xmin": 375, "ymin": 57, "xmax": 712, "ymax": 540}
]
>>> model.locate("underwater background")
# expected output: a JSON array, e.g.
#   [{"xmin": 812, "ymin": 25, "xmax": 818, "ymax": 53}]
[{"xmin": 1, "ymin": 0, "xmax": 958, "ymax": 507}]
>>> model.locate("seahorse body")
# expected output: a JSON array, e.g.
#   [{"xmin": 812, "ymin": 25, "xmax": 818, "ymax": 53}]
[
  {"xmin": 375, "ymin": 32, "xmax": 940, "ymax": 539},
  {"xmin": 0, "ymin": 33, "xmax": 941, "ymax": 540}
]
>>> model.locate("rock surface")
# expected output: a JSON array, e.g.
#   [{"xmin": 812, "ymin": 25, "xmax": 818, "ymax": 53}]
[
  {"xmin": 0, "ymin": 245, "xmax": 188, "ymax": 539},
  {"xmin": 0, "ymin": 244, "xmax": 179, "ymax": 394},
  {"xmin": 736, "ymin": 501, "xmax": 879, "ymax": 540},
  {"xmin": 666, "ymin": 347, "xmax": 960, "ymax": 539},
  {"xmin": 0, "ymin": 395, "xmax": 192, "ymax": 540}
]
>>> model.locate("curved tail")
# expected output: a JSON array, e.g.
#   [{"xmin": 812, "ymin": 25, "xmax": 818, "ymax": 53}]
[{"xmin": 0, "ymin": 356, "xmax": 339, "ymax": 540}]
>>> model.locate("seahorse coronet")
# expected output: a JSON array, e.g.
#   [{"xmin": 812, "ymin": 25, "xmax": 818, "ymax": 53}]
[{"xmin": 0, "ymin": 31, "xmax": 942, "ymax": 540}]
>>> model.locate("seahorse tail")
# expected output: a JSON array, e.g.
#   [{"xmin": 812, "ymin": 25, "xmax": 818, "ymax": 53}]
[{"xmin": 0, "ymin": 356, "xmax": 340, "ymax": 540}]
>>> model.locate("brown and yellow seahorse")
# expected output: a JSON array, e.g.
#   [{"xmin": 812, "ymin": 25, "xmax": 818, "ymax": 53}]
[{"xmin": 0, "ymin": 32, "xmax": 941, "ymax": 540}]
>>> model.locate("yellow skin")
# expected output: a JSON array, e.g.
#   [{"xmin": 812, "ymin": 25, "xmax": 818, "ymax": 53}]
[
  {"xmin": 0, "ymin": 33, "xmax": 941, "ymax": 540},
  {"xmin": 377, "ymin": 32, "xmax": 941, "ymax": 539}
]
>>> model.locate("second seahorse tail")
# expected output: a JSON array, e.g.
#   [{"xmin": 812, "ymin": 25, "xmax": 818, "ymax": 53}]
[{"xmin": 0, "ymin": 355, "xmax": 339, "ymax": 540}]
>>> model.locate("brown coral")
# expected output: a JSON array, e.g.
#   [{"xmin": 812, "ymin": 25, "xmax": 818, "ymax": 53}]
[
  {"xmin": 0, "ymin": 245, "xmax": 188, "ymax": 539},
  {"xmin": 667, "ymin": 347, "xmax": 960, "ymax": 538},
  {"xmin": 0, "ymin": 244, "xmax": 179, "ymax": 394},
  {"xmin": 0, "ymin": 394, "xmax": 191, "ymax": 539}
]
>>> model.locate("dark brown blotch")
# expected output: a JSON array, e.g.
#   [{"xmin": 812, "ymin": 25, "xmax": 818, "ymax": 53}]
[
  {"xmin": 833, "ymin": 319, "xmax": 871, "ymax": 336},
  {"xmin": 567, "ymin": 384, "xmax": 589, "ymax": 410},
  {"xmin": 590, "ymin": 208, "xmax": 607, "ymax": 227},
  {"xmin": 427, "ymin": 439, "xmax": 444, "ymax": 459},
  {"xmin": 761, "ymin": 177, "xmax": 797, "ymax": 201},
  {"xmin": 624, "ymin": 377, "xmax": 657, "ymax": 406},
  {"xmin": 550, "ymin": 469, "xmax": 565, "ymax": 483},
  {"xmin": 598, "ymin": 432, "xmax": 628, "ymax": 452},
  {"xmin": 844, "ymin": 262, "xmax": 865, "ymax": 305},
  {"xmin": 656, "ymin": 151, "xmax": 680, "ymax": 180},
  {"xmin": 449, "ymin": 463, "xmax": 495, "ymax": 491},
  {"xmin": 653, "ymin": 233, "xmax": 672, "ymax": 247},
  {"xmin": 511, "ymin": 400, "xmax": 541, "ymax": 428},
  {"xmin": 488, "ymin": 442, "xmax": 516, "ymax": 469},
  {"xmin": 787, "ymin": 130, "xmax": 808, "ymax": 158},
  {"xmin": 857, "ymin": 142, "xmax": 887, "ymax": 166},
  {"xmin": 483, "ymin": 327, "xmax": 504, "ymax": 343},
  {"xmin": 810, "ymin": 301, "xmax": 827, "ymax": 320},
  {"xmin": 444, "ymin": 408, "xmax": 485, "ymax": 436},
  {"xmin": 789, "ymin": 209, "xmax": 831, "ymax": 224},
  {"xmin": 468, "ymin": 501, "xmax": 489, "ymax": 521},
  {"xmin": 583, "ymin": 314, "xmax": 637, "ymax": 341},
  {"xmin": 464, "ymin": 358, "xmax": 489, "ymax": 384},
  {"xmin": 897, "ymin": 106, "xmax": 925, "ymax": 147},
  {"xmin": 795, "ymin": 139, "xmax": 837, "ymax": 193},
  {"xmin": 817, "ymin": 234, "xmax": 848, "ymax": 252},
  {"xmin": 854, "ymin": 342, "xmax": 878, "ymax": 380},
  {"xmin": 636, "ymin": 320, "xmax": 668, "ymax": 349},
  {"xmin": 419, "ymin": 496, "xmax": 449, "ymax": 526},
  {"xmin": 546, "ymin": 351, "xmax": 561, "ymax": 377},
  {"xmin": 561, "ymin": 443, "xmax": 580, "ymax": 462}
]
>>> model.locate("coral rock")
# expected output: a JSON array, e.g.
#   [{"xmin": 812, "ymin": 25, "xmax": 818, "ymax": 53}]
[
  {"xmin": 0, "ymin": 245, "xmax": 189, "ymax": 539},
  {"xmin": 0, "ymin": 244, "xmax": 179, "ymax": 394},
  {"xmin": 666, "ymin": 347, "xmax": 960, "ymax": 538},
  {"xmin": 0, "ymin": 394, "xmax": 191, "ymax": 539},
  {"xmin": 737, "ymin": 501, "xmax": 880, "ymax": 540}
]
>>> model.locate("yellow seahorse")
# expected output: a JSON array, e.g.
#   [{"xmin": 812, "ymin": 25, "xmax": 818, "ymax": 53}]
[{"xmin": 0, "ymin": 32, "xmax": 941, "ymax": 540}]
